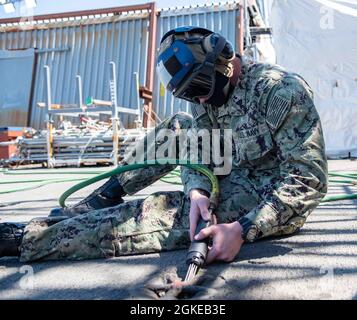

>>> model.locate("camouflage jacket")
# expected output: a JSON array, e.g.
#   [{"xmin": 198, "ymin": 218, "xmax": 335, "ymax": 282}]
[{"xmin": 181, "ymin": 62, "xmax": 328, "ymax": 241}]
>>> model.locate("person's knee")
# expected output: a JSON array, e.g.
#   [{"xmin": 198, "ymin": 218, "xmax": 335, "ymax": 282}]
[
  {"xmin": 174, "ymin": 111, "xmax": 193, "ymax": 122},
  {"xmin": 166, "ymin": 112, "xmax": 193, "ymax": 131}
]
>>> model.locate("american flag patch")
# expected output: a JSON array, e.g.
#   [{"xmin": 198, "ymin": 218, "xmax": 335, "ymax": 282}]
[
  {"xmin": 266, "ymin": 91, "xmax": 291, "ymax": 129},
  {"xmin": 191, "ymin": 104, "xmax": 206, "ymax": 120}
]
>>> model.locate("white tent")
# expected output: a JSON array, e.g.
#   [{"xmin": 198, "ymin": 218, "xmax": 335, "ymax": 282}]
[{"xmin": 270, "ymin": 0, "xmax": 357, "ymax": 158}]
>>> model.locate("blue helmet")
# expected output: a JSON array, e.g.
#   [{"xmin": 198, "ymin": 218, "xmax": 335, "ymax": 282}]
[{"xmin": 157, "ymin": 26, "xmax": 235, "ymax": 104}]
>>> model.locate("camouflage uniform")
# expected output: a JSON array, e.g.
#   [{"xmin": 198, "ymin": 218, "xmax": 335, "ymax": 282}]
[{"xmin": 19, "ymin": 63, "xmax": 328, "ymax": 262}]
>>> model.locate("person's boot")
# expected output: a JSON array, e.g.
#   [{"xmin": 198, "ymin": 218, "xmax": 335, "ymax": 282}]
[
  {"xmin": 49, "ymin": 176, "xmax": 127, "ymax": 217},
  {"xmin": 0, "ymin": 222, "xmax": 25, "ymax": 258}
]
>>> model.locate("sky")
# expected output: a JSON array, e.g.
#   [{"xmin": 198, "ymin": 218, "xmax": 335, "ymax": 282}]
[
  {"xmin": 0, "ymin": 0, "xmax": 224, "ymax": 19},
  {"xmin": 1, "ymin": 0, "xmax": 357, "ymax": 19}
]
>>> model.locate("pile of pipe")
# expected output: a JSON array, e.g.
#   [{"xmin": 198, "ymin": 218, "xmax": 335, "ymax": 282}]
[{"xmin": 11, "ymin": 122, "xmax": 146, "ymax": 165}]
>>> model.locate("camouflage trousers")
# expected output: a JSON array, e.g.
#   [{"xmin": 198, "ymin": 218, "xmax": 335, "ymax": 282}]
[
  {"xmin": 19, "ymin": 112, "xmax": 298, "ymax": 262},
  {"xmin": 19, "ymin": 176, "xmax": 262, "ymax": 262}
]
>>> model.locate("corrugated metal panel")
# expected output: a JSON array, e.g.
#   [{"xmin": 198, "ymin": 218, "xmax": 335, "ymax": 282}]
[
  {"xmin": 0, "ymin": 48, "xmax": 35, "ymax": 127},
  {"xmin": 256, "ymin": 0, "xmax": 272, "ymax": 26},
  {"xmin": 0, "ymin": 14, "xmax": 150, "ymax": 129},
  {"xmin": 154, "ymin": 2, "xmax": 240, "ymax": 121}
]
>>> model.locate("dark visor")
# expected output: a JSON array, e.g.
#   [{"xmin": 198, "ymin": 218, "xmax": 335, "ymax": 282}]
[
  {"xmin": 173, "ymin": 61, "xmax": 216, "ymax": 103},
  {"xmin": 173, "ymin": 36, "xmax": 226, "ymax": 104}
]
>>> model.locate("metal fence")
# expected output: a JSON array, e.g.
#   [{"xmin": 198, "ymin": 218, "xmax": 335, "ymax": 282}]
[
  {"xmin": 0, "ymin": 13, "xmax": 150, "ymax": 129},
  {"xmin": 0, "ymin": 2, "xmax": 241, "ymax": 129}
]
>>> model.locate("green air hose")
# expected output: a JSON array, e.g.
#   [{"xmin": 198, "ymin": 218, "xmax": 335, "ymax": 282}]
[
  {"xmin": 159, "ymin": 177, "xmax": 183, "ymax": 185},
  {"xmin": 0, "ymin": 178, "xmax": 88, "ymax": 195},
  {"xmin": 328, "ymin": 173, "xmax": 357, "ymax": 179},
  {"xmin": 58, "ymin": 163, "xmax": 357, "ymax": 208},
  {"xmin": 0, "ymin": 169, "xmax": 104, "ymax": 175},
  {"xmin": 0, "ymin": 178, "xmax": 88, "ymax": 185},
  {"xmin": 322, "ymin": 193, "xmax": 357, "ymax": 203},
  {"xmin": 1, "ymin": 165, "xmax": 357, "ymax": 204},
  {"xmin": 58, "ymin": 160, "xmax": 220, "ymax": 209},
  {"xmin": 0, "ymin": 167, "xmax": 181, "ymax": 195}
]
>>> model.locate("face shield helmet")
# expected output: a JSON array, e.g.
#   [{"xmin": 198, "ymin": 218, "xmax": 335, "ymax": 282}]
[{"xmin": 156, "ymin": 26, "xmax": 235, "ymax": 105}]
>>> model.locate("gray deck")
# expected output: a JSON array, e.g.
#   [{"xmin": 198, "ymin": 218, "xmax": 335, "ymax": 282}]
[{"xmin": 1, "ymin": 160, "xmax": 357, "ymax": 300}]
